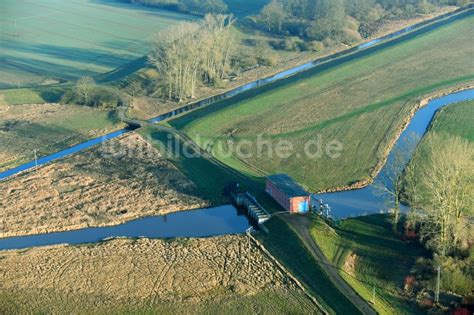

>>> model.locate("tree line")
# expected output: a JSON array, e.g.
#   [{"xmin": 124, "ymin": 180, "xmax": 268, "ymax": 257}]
[
  {"xmin": 403, "ymin": 133, "xmax": 473, "ymax": 257},
  {"xmin": 254, "ymin": 0, "xmax": 469, "ymax": 44},
  {"xmin": 148, "ymin": 14, "xmax": 234, "ymax": 101}
]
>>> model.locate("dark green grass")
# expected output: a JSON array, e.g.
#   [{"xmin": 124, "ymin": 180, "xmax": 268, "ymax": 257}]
[
  {"xmin": 170, "ymin": 14, "xmax": 474, "ymax": 192},
  {"xmin": 257, "ymin": 218, "xmax": 362, "ymax": 314},
  {"xmin": 310, "ymin": 214, "xmax": 427, "ymax": 314},
  {"xmin": 0, "ymin": 104, "xmax": 123, "ymax": 172},
  {"xmin": 0, "ymin": 85, "xmax": 68, "ymax": 104}
]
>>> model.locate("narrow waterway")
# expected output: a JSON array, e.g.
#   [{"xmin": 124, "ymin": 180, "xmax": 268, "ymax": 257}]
[
  {"xmin": 0, "ymin": 205, "xmax": 251, "ymax": 250},
  {"xmin": 314, "ymin": 89, "xmax": 474, "ymax": 219}
]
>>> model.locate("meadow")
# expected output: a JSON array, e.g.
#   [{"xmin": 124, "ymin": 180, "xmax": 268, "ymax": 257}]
[
  {"xmin": 0, "ymin": 133, "xmax": 208, "ymax": 237},
  {"xmin": 310, "ymin": 215, "xmax": 427, "ymax": 314},
  {"xmin": 170, "ymin": 14, "xmax": 474, "ymax": 192},
  {"xmin": 0, "ymin": 0, "xmax": 194, "ymax": 88},
  {"xmin": 0, "ymin": 102, "xmax": 124, "ymax": 172},
  {"xmin": 415, "ymin": 100, "xmax": 474, "ymax": 142}
]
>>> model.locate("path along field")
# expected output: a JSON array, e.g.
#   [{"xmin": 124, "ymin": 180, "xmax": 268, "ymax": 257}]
[
  {"xmin": 170, "ymin": 14, "xmax": 474, "ymax": 192},
  {"xmin": 0, "ymin": 0, "xmax": 194, "ymax": 88}
]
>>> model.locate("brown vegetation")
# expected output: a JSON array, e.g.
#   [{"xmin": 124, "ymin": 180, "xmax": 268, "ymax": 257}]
[
  {"xmin": 0, "ymin": 133, "xmax": 208, "ymax": 238},
  {"xmin": 0, "ymin": 236, "xmax": 317, "ymax": 313}
]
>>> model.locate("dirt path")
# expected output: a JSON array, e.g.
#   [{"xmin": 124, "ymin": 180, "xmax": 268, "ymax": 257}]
[{"xmin": 284, "ymin": 214, "xmax": 377, "ymax": 315}]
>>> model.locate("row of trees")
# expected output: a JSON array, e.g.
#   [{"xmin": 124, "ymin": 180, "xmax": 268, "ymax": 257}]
[
  {"xmin": 404, "ymin": 134, "xmax": 473, "ymax": 256},
  {"xmin": 376, "ymin": 132, "xmax": 472, "ymax": 257},
  {"xmin": 148, "ymin": 14, "xmax": 234, "ymax": 101},
  {"xmin": 255, "ymin": 0, "xmax": 468, "ymax": 42}
]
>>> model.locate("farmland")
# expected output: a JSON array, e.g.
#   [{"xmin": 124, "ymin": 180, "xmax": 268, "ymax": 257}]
[
  {"xmin": 170, "ymin": 14, "xmax": 474, "ymax": 192},
  {"xmin": 0, "ymin": 133, "xmax": 207, "ymax": 237},
  {"xmin": 0, "ymin": 102, "xmax": 124, "ymax": 172},
  {"xmin": 0, "ymin": 0, "xmax": 194, "ymax": 88},
  {"xmin": 0, "ymin": 236, "xmax": 318, "ymax": 313}
]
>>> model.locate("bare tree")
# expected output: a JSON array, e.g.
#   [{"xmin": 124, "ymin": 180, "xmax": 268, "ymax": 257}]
[
  {"xmin": 75, "ymin": 76, "xmax": 96, "ymax": 105},
  {"xmin": 260, "ymin": 0, "xmax": 286, "ymax": 32},
  {"xmin": 374, "ymin": 133, "xmax": 418, "ymax": 227},
  {"xmin": 417, "ymin": 133, "xmax": 474, "ymax": 255},
  {"xmin": 148, "ymin": 14, "xmax": 235, "ymax": 101}
]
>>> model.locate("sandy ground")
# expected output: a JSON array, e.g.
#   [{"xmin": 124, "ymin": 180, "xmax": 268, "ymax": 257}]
[
  {"xmin": 0, "ymin": 235, "xmax": 317, "ymax": 313},
  {"xmin": 0, "ymin": 133, "xmax": 208, "ymax": 238}
]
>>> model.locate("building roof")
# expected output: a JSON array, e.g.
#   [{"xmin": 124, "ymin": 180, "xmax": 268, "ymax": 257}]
[{"xmin": 267, "ymin": 174, "xmax": 308, "ymax": 198}]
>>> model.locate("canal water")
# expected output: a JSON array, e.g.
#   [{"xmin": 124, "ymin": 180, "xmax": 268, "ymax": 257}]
[
  {"xmin": 314, "ymin": 89, "xmax": 474, "ymax": 219},
  {"xmin": 0, "ymin": 205, "xmax": 251, "ymax": 250}
]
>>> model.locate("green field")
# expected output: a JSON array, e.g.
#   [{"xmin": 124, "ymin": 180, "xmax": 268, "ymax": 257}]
[
  {"xmin": 418, "ymin": 100, "xmax": 474, "ymax": 142},
  {"xmin": 170, "ymin": 14, "xmax": 474, "ymax": 192},
  {"xmin": 0, "ymin": 103, "xmax": 124, "ymax": 172},
  {"xmin": 310, "ymin": 215, "xmax": 426, "ymax": 314},
  {"xmin": 0, "ymin": 0, "xmax": 194, "ymax": 88}
]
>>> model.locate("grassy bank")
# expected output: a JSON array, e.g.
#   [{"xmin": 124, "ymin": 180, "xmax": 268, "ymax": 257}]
[
  {"xmin": 415, "ymin": 100, "xmax": 474, "ymax": 142},
  {"xmin": 170, "ymin": 14, "xmax": 474, "ymax": 191},
  {"xmin": 310, "ymin": 215, "xmax": 427, "ymax": 314}
]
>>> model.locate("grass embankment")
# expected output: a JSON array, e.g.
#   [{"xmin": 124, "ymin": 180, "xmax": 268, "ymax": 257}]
[
  {"xmin": 139, "ymin": 125, "xmax": 361, "ymax": 314},
  {"xmin": 0, "ymin": 0, "xmax": 194, "ymax": 88},
  {"xmin": 310, "ymin": 215, "xmax": 427, "ymax": 314},
  {"xmin": 0, "ymin": 102, "xmax": 124, "ymax": 172},
  {"xmin": 170, "ymin": 14, "xmax": 474, "ymax": 192}
]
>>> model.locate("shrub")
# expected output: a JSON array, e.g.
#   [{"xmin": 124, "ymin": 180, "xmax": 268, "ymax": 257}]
[{"xmin": 61, "ymin": 86, "xmax": 126, "ymax": 108}]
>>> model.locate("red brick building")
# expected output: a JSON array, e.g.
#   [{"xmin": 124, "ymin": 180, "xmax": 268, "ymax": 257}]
[{"xmin": 265, "ymin": 174, "xmax": 311, "ymax": 213}]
